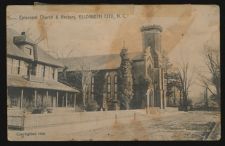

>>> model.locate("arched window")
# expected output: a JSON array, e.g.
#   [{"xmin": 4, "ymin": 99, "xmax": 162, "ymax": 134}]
[
  {"xmin": 107, "ymin": 75, "xmax": 111, "ymax": 98},
  {"xmin": 114, "ymin": 75, "xmax": 118, "ymax": 99},
  {"xmin": 91, "ymin": 77, "xmax": 94, "ymax": 100},
  {"xmin": 148, "ymin": 64, "xmax": 152, "ymax": 77},
  {"xmin": 114, "ymin": 75, "xmax": 117, "ymax": 84}
]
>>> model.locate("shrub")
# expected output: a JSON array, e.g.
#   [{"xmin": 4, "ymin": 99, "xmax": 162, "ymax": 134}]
[{"xmin": 86, "ymin": 100, "xmax": 99, "ymax": 111}]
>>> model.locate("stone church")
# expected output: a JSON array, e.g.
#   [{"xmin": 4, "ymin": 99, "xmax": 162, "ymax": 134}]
[{"xmin": 59, "ymin": 24, "xmax": 166, "ymax": 110}]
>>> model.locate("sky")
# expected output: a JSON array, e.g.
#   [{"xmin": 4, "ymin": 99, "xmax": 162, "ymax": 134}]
[{"xmin": 7, "ymin": 5, "xmax": 220, "ymax": 102}]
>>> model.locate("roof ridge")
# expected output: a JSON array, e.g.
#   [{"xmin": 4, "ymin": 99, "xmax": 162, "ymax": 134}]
[
  {"xmin": 59, "ymin": 51, "xmax": 143, "ymax": 60},
  {"xmin": 58, "ymin": 53, "xmax": 120, "ymax": 60}
]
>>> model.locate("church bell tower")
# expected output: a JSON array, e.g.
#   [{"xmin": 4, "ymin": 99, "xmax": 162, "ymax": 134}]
[
  {"xmin": 141, "ymin": 25, "xmax": 162, "ymax": 68},
  {"xmin": 140, "ymin": 24, "xmax": 166, "ymax": 109}
]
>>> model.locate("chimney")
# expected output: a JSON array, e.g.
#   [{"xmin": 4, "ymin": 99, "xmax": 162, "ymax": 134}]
[
  {"xmin": 13, "ymin": 32, "xmax": 26, "ymax": 45},
  {"xmin": 33, "ymin": 44, "xmax": 38, "ymax": 61}
]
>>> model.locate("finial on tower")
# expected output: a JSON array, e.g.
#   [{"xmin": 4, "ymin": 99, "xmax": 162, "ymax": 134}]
[
  {"xmin": 122, "ymin": 40, "xmax": 126, "ymax": 49},
  {"xmin": 120, "ymin": 40, "xmax": 129, "ymax": 60}
]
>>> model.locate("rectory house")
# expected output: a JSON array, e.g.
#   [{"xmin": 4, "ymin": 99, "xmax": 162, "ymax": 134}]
[
  {"xmin": 58, "ymin": 25, "xmax": 167, "ymax": 111},
  {"xmin": 7, "ymin": 28, "xmax": 79, "ymax": 111}
]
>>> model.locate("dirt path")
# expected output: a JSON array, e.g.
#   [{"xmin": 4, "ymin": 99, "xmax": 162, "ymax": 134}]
[{"xmin": 8, "ymin": 109, "xmax": 220, "ymax": 141}]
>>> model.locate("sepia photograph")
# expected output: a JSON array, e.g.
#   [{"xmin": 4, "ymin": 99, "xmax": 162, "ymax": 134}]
[{"xmin": 6, "ymin": 4, "xmax": 220, "ymax": 141}]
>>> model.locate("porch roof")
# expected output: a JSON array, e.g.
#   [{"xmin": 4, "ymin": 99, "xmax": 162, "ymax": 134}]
[{"xmin": 7, "ymin": 75, "xmax": 79, "ymax": 93}]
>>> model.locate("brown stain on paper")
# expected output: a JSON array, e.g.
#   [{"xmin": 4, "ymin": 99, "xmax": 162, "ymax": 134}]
[
  {"xmin": 36, "ymin": 18, "xmax": 51, "ymax": 49},
  {"xmin": 162, "ymin": 5, "xmax": 195, "ymax": 55},
  {"xmin": 33, "ymin": 4, "xmax": 134, "ymax": 14},
  {"xmin": 109, "ymin": 4, "xmax": 196, "ymax": 60}
]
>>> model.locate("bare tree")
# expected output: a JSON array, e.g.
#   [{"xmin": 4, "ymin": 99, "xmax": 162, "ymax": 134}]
[
  {"xmin": 161, "ymin": 51, "xmax": 173, "ymax": 75},
  {"xmin": 50, "ymin": 45, "xmax": 98, "ymax": 110},
  {"xmin": 76, "ymin": 58, "xmax": 95, "ymax": 107},
  {"xmin": 61, "ymin": 57, "xmax": 99, "ymax": 110},
  {"xmin": 161, "ymin": 52, "xmax": 175, "ymax": 106},
  {"xmin": 198, "ymin": 45, "xmax": 220, "ymax": 106},
  {"xmin": 165, "ymin": 70, "xmax": 181, "ymax": 106},
  {"xmin": 177, "ymin": 61, "xmax": 193, "ymax": 111}
]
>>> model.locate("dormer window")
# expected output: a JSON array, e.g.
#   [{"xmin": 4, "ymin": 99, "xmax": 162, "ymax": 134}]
[{"xmin": 25, "ymin": 47, "xmax": 32, "ymax": 56}]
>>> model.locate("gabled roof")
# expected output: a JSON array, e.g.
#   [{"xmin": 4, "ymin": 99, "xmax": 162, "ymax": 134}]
[
  {"xmin": 7, "ymin": 43, "xmax": 32, "ymax": 60},
  {"xmin": 59, "ymin": 52, "xmax": 144, "ymax": 71},
  {"xmin": 7, "ymin": 28, "xmax": 33, "ymax": 60},
  {"xmin": 35, "ymin": 46, "xmax": 64, "ymax": 67},
  {"xmin": 7, "ymin": 28, "xmax": 63, "ymax": 67}
]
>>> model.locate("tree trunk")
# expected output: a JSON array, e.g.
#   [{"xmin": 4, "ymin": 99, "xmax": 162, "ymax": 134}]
[
  {"xmin": 216, "ymin": 83, "xmax": 220, "ymax": 106},
  {"xmin": 82, "ymin": 92, "xmax": 86, "ymax": 107},
  {"xmin": 181, "ymin": 91, "xmax": 188, "ymax": 111}
]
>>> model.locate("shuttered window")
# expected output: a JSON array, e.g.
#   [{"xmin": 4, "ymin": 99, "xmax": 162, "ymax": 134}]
[{"xmin": 91, "ymin": 77, "xmax": 94, "ymax": 99}]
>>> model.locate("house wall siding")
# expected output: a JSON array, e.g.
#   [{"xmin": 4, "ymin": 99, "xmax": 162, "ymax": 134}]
[{"xmin": 7, "ymin": 57, "xmax": 28, "ymax": 76}]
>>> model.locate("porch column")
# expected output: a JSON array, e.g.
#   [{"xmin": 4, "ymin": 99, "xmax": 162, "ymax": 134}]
[
  {"xmin": 74, "ymin": 93, "xmax": 76, "ymax": 111},
  {"xmin": 56, "ymin": 91, "xmax": 58, "ymax": 107},
  {"xmin": 162, "ymin": 68, "xmax": 166, "ymax": 109},
  {"xmin": 164, "ymin": 89, "xmax": 167, "ymax": 108},
  {"xmin": 66, "ymin": 92, "xmax": 68, "ymax": 108},
  {"xmin": 34, "ymin": 89, "xmax": 37, "ymax": 107},
  {"xmin": 160, "ymin": 92, "xmax": 163, "ymax": 109},
  {"xmin": 20, "ymin": 89, "xmax": 23, "ymax": 109},
  {"xmin": 152, "ymin": 84, "xmax": 155, "ymax": 107},
  {"xmin": 46, "ymin": 90, "xmax": 48, "ymax": 107}
]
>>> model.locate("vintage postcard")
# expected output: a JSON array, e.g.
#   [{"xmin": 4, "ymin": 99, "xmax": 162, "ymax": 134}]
[{"xmin": 6, "ymin": 4, "xmax": 220, "ymax": 141}]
